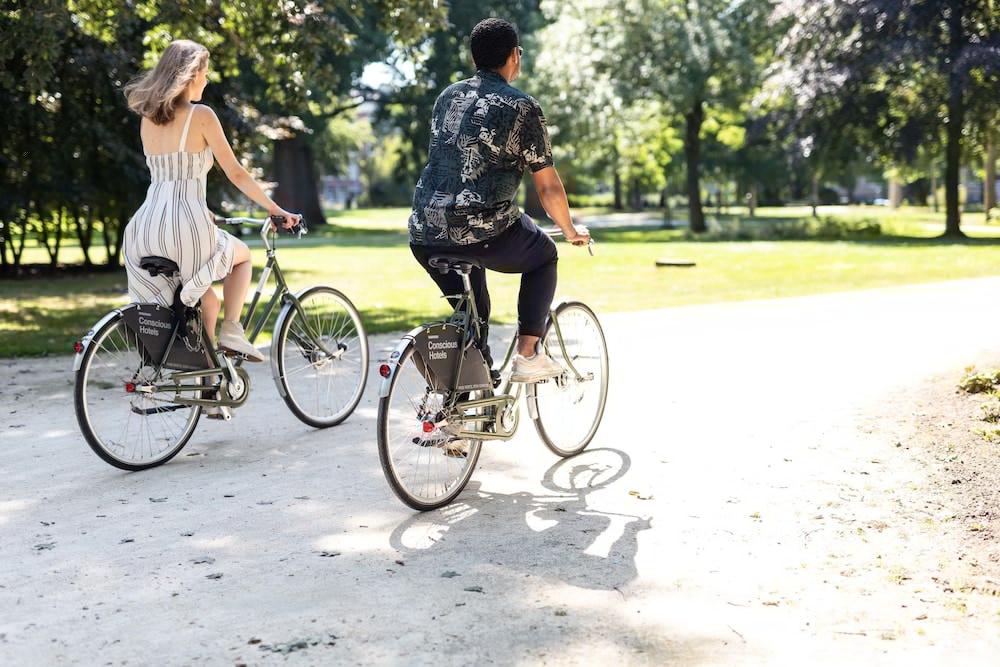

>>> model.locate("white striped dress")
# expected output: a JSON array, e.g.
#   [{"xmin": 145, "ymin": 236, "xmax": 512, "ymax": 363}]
[{"xmin": 123, "ymin": 105, "xmax": 237, "ymax": 307}]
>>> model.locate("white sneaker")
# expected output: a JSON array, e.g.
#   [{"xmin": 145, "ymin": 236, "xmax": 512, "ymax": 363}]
[
  {"xmin": 218, "ymin": 320, "xmax": 265, "ymax": 362},
  {"xmin": 510, "ymin": 353, "xmax": 565, "ymax": 383}
]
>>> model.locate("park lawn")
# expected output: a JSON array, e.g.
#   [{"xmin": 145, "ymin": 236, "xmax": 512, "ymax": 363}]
[{"xmin": 5, "ymin": 219, "xmax": 1000, "ymax": 357}]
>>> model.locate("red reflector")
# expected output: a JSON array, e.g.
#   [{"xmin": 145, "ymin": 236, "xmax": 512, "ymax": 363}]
[
  {"xmin": 422, "ymin": 421, "xmax": 435, "ymax": 433},
  {"xmin": 379, "ymin": 364, "xmax": 391, "ymax": 378},
  {"xmin": 124, "ymin": 382, "xmax": 136, "ymax": 393},
  {"xmin": 73, "ymin": 341, "xmax": 83, "ymax": 354}
]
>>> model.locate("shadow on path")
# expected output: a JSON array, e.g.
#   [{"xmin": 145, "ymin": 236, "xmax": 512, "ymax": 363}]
[{"xmin": 389, "ymin": 449, "xmax": 651, "ymax": 591}]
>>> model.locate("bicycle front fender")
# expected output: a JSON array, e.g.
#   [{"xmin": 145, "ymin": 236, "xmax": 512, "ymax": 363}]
[
  {"xmin": 378, "ymin": 327, "xmax": 424, "ymax": 398},
  {"xmin": 72, "ymin": 305, "xmax": 136, "ymax": 371}
]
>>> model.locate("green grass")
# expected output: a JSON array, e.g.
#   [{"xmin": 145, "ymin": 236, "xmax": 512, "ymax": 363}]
[{"xmin": 5, "ymin": 204, "xmax": 1000, "ymax": 357}]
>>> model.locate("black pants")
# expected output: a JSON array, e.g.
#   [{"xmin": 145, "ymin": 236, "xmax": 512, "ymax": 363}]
[{"xmin": 411, "ymin": 214, "xmax": 558, "ymax": 368}]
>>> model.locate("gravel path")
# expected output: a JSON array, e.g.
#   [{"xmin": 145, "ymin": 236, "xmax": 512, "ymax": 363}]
[{"xmin": 3, "ymin": 278, "xmax": 1000, "ymax": 665}]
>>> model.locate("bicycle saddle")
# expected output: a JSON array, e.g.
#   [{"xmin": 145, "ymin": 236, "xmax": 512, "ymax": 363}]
[
  {"xmin": 139, "ymin": 256, "xmax": 180, "ymax": 277},
  {"xmin": 428, "ymin": 255, "xmax": 482, "ymax": 275}
]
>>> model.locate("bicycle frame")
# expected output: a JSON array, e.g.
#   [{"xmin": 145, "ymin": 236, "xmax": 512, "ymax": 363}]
[
  {"xmin": 430, "ymin": 267, "xmax": 591, "ymax": 442},
  {"xmin": 142, "ymin": 219, "xmax": 339, "ymax": 408}
]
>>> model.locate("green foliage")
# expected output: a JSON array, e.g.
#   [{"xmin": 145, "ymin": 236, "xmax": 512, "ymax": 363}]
[
  {"xmin": 0, "ymin": 0, "xmax": 442, "ymax": 272},
  {"xmin": 959, "ymin": 367, "xmax": 1000, "ymax": 394},
  {"xmin": 773, "ymin": 0, "xmax": 1000, "ymax": 235}
]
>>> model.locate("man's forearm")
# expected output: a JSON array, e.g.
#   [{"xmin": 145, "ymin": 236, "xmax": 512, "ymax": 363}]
[{"xmin": 537, "ymin": 179, "xmax": 574, "ymax": 233}]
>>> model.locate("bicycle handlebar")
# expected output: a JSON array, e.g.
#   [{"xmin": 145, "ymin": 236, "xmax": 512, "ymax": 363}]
[
  {"xmin": 542, "ymin": 228, "xmax": 595, "ymax": 256},
  {"xmin": 214, "ymin": 215, "xmax": 308, "ymax": 246}
]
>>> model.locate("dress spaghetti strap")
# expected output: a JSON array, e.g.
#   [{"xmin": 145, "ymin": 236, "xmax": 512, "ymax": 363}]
[{"xmin": 178, "ymin": 105, "xmax": 196, "ymax": 152}]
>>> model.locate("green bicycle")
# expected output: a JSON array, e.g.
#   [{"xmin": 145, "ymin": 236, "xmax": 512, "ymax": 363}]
[
  {"xmin": 376, "ymin": 231, "xmax": 609, "ymax": 511},
  {"xmin": 73, "ymin": 215, "xmax": 369, "ymax": 470}
]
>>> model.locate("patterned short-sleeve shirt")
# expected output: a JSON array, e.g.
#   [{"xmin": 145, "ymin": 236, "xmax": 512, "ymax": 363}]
[{"xmin": 408, "ymin": 69, "xmax": 554, "ymax": 246}]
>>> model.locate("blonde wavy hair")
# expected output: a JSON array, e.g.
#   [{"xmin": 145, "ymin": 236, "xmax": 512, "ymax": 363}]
[{"xmin": 124, "ymin": 40, "xmax": 209, "ymax": 125}]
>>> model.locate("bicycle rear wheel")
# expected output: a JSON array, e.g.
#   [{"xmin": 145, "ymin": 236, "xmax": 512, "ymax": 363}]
[
  {"xmin": 74, "ymin": 311, "xmax": 201, "ymax": 470},
  {"xmin": 378, "ymin": 344, "xmax": 484, "ymax": 511},
  {"xmin": 529, "ymin": 301, "xmax": 609, "ymax": 457},
  {"xmin": 273, "ymin": 286, "xmax": 368, "ymax": 428}
]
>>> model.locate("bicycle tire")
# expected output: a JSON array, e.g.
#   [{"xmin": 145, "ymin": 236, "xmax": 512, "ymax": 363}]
[
  {"xmin": 273, "ymin": 286, "xmax": 369, "ymax": 428},
  {"xmin": 74, "ymin": 311, "xmax": 200, "ymax": 471},
  {"xmin": 378, "ymin": 343, "xmax": 483, "ymax": 511},
  {"xmin": 529, "ymin": 301, "xmax": 609, "ymax": 457}
]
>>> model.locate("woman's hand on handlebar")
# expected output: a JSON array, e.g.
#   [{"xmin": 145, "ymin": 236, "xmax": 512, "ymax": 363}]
[{"xmin": 268, "ymin": 206, "xmax": 301, "ymax": 231}]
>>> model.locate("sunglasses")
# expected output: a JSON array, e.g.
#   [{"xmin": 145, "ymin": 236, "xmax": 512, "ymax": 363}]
[{"xmin": 517, "ymin": 46, "xmax": 524, "ymax": 57}]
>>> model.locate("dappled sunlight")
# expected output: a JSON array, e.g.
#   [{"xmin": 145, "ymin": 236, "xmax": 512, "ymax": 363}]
[
  {"xmin": 312, "ymin": 530, "xmax": 389, "ymax": 555},
  {"xmin": 0, "ymin": 499, "xmax": 34, "ymax": 526},
  {"xmin": 190, "ymin": 535, "xmax": 239, "ymax": 550}
]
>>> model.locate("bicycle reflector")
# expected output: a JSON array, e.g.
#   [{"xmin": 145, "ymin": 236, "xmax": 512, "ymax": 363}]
[
  {"xmin": 422, "ymin": 421, "xmax": 435, "ymax": 433},
  {"xmin": 73, "ymin": 341, "xmax": 83, "ymax": 354},
  {"xmin": 124, "ymin": 382, "xmax": 136, "ymax": 393},
  {"xmin": 379, "ymin": 363, "xmax": 391, "ymax": 378}
]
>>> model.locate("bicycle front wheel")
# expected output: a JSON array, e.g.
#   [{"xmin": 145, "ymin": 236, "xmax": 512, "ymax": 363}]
[
  {"xmin": 529, "ymin": 301, "xmax": 609, "ymax": 457},
  {"xmin": 378, "ymin": 344, "xmax": 483, "ymax": 511},
  {"xmin": 74, "ymin": 311, "xmax": 201, "ymax": 470},
  {"xmin": 273, "ymin": 286, "xmax": 369, "ymax": 428}
]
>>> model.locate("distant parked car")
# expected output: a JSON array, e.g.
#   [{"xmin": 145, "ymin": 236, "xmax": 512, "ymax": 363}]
[{"xmin": 873, "ymin": 198, "xmax": 890, "ymax": 206}]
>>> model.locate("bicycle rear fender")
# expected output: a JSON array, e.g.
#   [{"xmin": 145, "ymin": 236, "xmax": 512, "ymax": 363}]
[
  {"xmin": 72, "ymin": 305, "xmax": 137, "ymax": 371},
  {"xmin": 378, "ymin": 326, "xmax": 425, "ymax": 398},
  {"xmin": 270, "ymin": 287, "xmax": 302, "ymax": 398}
]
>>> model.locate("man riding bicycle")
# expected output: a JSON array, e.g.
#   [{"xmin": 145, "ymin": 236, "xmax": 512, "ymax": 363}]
[{"xmin": 409, "ymin": 17, "xmax": 591, "ymax": 385}]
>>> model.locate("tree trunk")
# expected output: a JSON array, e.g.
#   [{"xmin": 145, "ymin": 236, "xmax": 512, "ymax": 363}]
[
  {"xmin": 943, "ymin": 9, "xmax": 965, "ymax": 237},
  {"xmin": 273, "ymin": 136, "xmax": 326, "ymax": 225},
  {"xmin": 629, "ymin": 178, "xmax": 642, "ymax": 210},
  {"xmin": 931, "ymin": 170, "xmax": 939, "ymax": 212},
  {"xmin": 888, "ymin": 178, "xmax": 903, "ymax": 209},
  {"xmin": 684, "ymin": 99, "xmax": 706, "ymax": 233},
  {"xmin": 0, "ymin": 218, "xmax": 8, "ymax": 273},
  {"xmin": 74, "ymin": 206, "xmax": 94, "ymax": 267},
  {"xmin": 811, "ymin": 173, "xmax": 819, "ymax": 218},
  {"xmin": 985, "ymin": 127, "xmax": 996, "ymax": 221},
  {"xmin": 613, "ymin": 171, "xmax": 623, "ymax": 210}
]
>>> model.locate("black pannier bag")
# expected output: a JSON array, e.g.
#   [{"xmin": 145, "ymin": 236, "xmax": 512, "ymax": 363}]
[
  {"xmin": 122, "ymin": 303, "xmax": 213, "ymax": 371},
  {"xmin": 412, "ymin": 323, "xmax": 492, "ymax": 393}
]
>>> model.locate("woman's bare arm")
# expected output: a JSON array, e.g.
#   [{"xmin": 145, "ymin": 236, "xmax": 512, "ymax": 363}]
[{"xmin": 197, "ymin": 106, "xmax": 298, "ymax": 223}]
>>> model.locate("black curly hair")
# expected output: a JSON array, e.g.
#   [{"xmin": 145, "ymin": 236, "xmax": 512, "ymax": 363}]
[{"xmin": 470, "ymin": 18, "xmax": 519, "ymax": 70}]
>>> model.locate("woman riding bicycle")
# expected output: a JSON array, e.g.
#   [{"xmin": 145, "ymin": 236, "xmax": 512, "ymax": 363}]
[
  {"xmin": 122, "ymin": 39, "xmax": 300, "ymax": 366},
  {"xmin": 408, "ymin": 18, "xmax": 590, "ymax": 384}
]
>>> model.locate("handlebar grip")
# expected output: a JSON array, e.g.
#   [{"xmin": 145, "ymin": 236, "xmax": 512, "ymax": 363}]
[{"xmin": 270, "ymin": 214, "xmax": 308, "ymax": 237}]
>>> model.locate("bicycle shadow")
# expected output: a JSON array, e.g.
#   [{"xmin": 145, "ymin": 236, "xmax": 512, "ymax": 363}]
[{"xmin": 388, "ymin": 448, "xmax": 651, "ymax": 591}]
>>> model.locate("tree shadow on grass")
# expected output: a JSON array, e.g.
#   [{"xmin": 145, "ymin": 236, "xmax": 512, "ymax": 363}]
[
  {"xmin": 389, "ymin": 448, "xmax": 651, "ymax": 592},
  {"xmin": 594, "ymin": 222, "xmax": 1000, "ymax": 247}
]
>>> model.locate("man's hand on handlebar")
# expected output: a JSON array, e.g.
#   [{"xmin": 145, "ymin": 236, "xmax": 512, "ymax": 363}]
[{"xmin": 565, "ymin": 224, "xmax": 591, "ymax": 247}]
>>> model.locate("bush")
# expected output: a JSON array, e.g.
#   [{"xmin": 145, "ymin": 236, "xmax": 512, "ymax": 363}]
[
  {"xmin": 568, "ymin": 193, "xmax": 615, "ymax": 208},
  {"xmin": 688, "ymin": 215, "xmax": 883, "ymax": 241},
  {"xmin": 959, "ymin": 367, "xmax": 1000, "ymax": 394}
]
